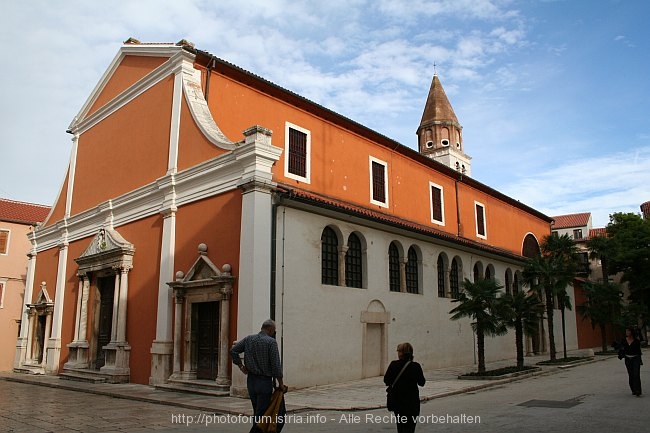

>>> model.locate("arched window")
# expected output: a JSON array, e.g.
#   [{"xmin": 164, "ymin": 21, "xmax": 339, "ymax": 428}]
[
  {"xmin": 522, "ymin": 234, "xmax": 540, "ymax": 258},
  {"xmin": 450, "ymin": 258, "xmax": 460, "ymax": 298},
  {"xmin": 321, "ymin": 227, "xmax": 338, "ymax": 285},
  {"xmin": 485, "ymin": 266, "xmax": 492, "ymax": 280},
  {"xmin": 406, "ymin": 246, "xmax": 419, "ymax": 294},
  {"xmin": 513, "ymin": 272, "xmax": 520, "ymax": 294},
  {"xmin": 389, "ymin": 242, "xmax": 401, "ymax": 292},
  {"xmin": 473, "ymin": 263, "xmax": 481, "ymax": 282},
  {"xmin": 345, "ymin": 233, "xmax": 363, "ymax": 288},
  {"xmin": 505, "ymin": 269, "xmax": 512, "ymax": 295},
  {"xmin": 437, "ymin": 254, "xmax": 446, "ymax": 297}
]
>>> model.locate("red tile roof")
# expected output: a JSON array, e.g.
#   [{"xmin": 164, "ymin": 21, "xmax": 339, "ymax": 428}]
[
  {"xmin": 0, "ymin": 198, "xmax": 50, "ymax": 225},
  {"xmin": 589, "ymin": 228, "xmax": 607, "ymax": 238},
  {"xmin": 551, "ymin": 212, "xmax": 591, "ymax": 229},
  {"xmin": 278, "ymin": 184, "xmax": 527, "ymax": 262}
]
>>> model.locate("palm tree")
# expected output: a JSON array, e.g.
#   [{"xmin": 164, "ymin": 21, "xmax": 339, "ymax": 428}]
[
  {"xmin": 556, "ymin": 288, "xmax": 573, "ymax": 359},
  {"xmin": 577, "ymin": 281, "xmax": 623, "ymax": 352},
  {"xmin": 450, "ymin": 278, "xmax": 507, "ymax": 373},
  {"xmin": 586, "ymin": 235, "xmax": 613, "ymax": 282},
  {"xmin": 523, "ymin": 234, "xmax": 578, "ymax": 361},
  {"xmin": 500, "ymin": 290, "xmax": 545, "ymax": 368}
]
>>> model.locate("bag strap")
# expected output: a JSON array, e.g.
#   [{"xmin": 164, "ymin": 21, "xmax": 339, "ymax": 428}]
[{"xmin": 390, "ymin": 361, "xmax": 411, "ymax": 388}]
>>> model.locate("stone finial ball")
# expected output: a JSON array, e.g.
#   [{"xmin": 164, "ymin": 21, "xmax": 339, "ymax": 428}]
[
  {"xmin": 198, "ymin": 243, "xmax": 208, "ymax": 253},
  {"xmin": 175, "ymin": 271, "xmax": 185, "ymax": 280}
]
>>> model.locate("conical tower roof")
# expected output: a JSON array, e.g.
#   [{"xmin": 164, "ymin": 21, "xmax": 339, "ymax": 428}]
[{"xmin": 419, "ymin": 74, "xmax": 459, "ymax": 127}]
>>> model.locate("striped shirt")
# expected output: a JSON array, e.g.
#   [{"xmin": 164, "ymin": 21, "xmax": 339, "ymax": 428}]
[{"xmin": 231, "ymin": 331, "xmax": 283, "ymax": 378}]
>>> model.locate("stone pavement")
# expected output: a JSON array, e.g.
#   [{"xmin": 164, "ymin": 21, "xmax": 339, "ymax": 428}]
[{"xmin": 0, "ymin": 350, "xmax": 604, "ymax": 416}]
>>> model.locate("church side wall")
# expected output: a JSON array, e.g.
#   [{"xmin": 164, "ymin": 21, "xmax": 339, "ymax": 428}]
[{"xmin": 275, "ymin": 206, "xmax": 548, "ymax": 389}]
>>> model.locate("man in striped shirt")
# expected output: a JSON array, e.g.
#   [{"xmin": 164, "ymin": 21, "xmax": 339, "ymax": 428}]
[{"xmin": 231, "ymin": 319, "xmax": 286, "ymax": 432}]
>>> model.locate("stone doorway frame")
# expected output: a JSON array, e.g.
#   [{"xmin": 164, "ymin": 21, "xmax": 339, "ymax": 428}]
[
  {"xmin": 20, "ymin": 283, "xmax": 54, "ymax": 374},
  {"xmin": 167, "ymin": 244, "xmax": 235, "ymax": 388},
  {"xmin": 64, "ymin": 228, "xmax": 134, "ymax": 383}
]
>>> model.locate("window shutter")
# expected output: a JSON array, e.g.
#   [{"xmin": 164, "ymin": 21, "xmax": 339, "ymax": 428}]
[
  {"xmin": 0, "ymin": 231, "xmax": 8, "ymax": 254},
  {"xmin": 372, "ymin": 162, "xmax": 385, "ymax": 203}
]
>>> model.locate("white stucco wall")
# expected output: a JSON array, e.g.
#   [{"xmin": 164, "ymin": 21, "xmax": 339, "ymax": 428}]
[{"xmin": 272, "ymin": 205, "xmax": 578, "ymax": 389}]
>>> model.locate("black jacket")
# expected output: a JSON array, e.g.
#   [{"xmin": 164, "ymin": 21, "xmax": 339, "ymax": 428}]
[{"xmin": 384, "ymin": 359, "xmax": 426, "ymax": 416}]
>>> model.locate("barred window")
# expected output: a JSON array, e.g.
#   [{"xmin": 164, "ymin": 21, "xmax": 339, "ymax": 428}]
[
  {"xmin": 473, "ymin": 263, "xmax": 481, "ymax": 282},
  {"xmin": 321, "ymin": 227, "xmax": 338, "ymax": 285},
  {"xmin": 405, "ymin": 247, "xmax": 419, "ymax": 294},
  {"xmin": 450, "ymin": 258, "xmax": 460, "ymax": 299},
  {"xmin": 437, "ymin": 255, "xmax": 446, "ymax": 297},
  {"xmin": 345, "ymin": 233, "xmax": 363, "ymax": 288},
  {"xmin": 389, "ymin": 242, "xmax": 400, "ymax": 292},
  {"xmin": 513, "ymin": 273, "xmax": 520, "ymax": 295}
]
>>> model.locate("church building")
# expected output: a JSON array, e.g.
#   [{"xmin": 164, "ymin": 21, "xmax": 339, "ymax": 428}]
[{"xmin": 14, "ymin": 39, "xmax": 575, "ymax": 396}]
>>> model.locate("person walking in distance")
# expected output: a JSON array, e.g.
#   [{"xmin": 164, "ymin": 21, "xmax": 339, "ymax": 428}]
[
  {"xmin": 384, "ymin": 342, "xmax": 426, "ymax": 433},
  {"xmin": 231, "ymin": 319, "xmax": 287, "ymax": 432},
  {"xmin": 618, "ymin": 326, "xmax": 643, "ymax": 397}
]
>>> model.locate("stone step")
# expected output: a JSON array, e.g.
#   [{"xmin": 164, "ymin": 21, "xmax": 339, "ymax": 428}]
[
  {"xmin": 156, "ymin": 380, "xmax": 230, "ymax": 397},
  {"xmin": 59, "ymin": 370, "xmax": 108, "ymax": 384}
]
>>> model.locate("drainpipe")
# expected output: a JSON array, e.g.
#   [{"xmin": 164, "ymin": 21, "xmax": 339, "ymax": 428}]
[{"xmin": 455, "ymin": 173, "xmax": 462, "ymax": 236}]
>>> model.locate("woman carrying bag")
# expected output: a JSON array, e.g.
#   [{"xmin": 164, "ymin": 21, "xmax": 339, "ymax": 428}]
[{"xmin": 384, "ymin": 342, "xmax": 426, "ymax": 433}]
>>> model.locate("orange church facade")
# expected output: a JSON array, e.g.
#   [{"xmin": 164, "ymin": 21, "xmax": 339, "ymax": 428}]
[{"xmin": 15, "ymin": 40, "xmax": 560, "ymax": 394}]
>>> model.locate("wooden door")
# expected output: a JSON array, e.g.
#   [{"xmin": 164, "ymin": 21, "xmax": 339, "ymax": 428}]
[
  {"xmin": 196, "ymin": 301, "xmax": 219, "ymax": 380},
  {"xmin": 95, "ymin": 276, "xmax": 114, "ymax": 369}
]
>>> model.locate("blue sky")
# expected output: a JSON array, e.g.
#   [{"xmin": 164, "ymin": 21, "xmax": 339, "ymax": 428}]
[{"xmin": 1, "ymin": 0, "xmax": 648, "ymax": 228}]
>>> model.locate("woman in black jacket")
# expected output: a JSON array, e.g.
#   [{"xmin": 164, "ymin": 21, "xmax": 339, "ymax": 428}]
[
  {"xmin": 619, "ymin": 327, "xmax": 643, "ymax": 396},
  {"xmin": 384, "ymin": 342, "xmax": 426, "ymax": 433}
]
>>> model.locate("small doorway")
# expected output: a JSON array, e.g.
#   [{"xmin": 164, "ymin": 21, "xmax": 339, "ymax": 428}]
[
  {"xmin": 95, "ymin": 276, "xmax": 115, "ymax": 369},
  {"xmin": 363, "ymin": 323, "xmax": 382, "ymax": 377},
  {"xmin": 195, "ymin": 302, "xmax": 219, "ymax": 380},
  {"xmin": 34, "ymin": 315, "xmax": 47, "ymax": 363}
]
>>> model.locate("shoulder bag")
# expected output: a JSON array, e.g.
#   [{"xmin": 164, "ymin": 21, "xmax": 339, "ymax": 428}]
[{"xmin": 386, "ymin": 361, "xmax": 411, "ymax": 412}]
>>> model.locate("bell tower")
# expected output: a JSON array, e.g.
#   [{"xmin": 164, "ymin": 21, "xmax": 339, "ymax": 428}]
[{"xmin": 416, "ymin": 73, "xmax": 471, "ymax": 176}]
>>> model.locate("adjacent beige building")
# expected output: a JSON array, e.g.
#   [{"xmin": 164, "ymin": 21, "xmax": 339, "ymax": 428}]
[{"xmin": 0, "ymin": 199, "xmax": 50, "ymax": 371}]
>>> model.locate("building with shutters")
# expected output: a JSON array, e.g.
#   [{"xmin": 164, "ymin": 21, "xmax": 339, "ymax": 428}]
[{"xmin": 0, "ymin": 198, "xmax": 50, "ymax": 371}]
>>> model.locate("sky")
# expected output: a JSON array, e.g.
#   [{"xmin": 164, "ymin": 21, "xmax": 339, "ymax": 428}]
[{"xmin": 1, "ymin": 0, "xmax": 649, "ymax": 228}]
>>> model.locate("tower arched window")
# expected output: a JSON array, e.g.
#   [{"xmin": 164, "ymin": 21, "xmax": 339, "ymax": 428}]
[
  {"xmin": 345, "ymin": 233, "xmax": 363, "ymax": 288},
  {"xmin": 450, "ymin": 258, "xmax": 460, "ymax": 299},
  {"xmin": 321, "ymin": 227, "xmax": 338, "ymax": 285},
  {"xmin": 389, "ymin": 242, "xmax": 401, "ymax": 292},
  {"xmin": 406, "ymin": 246, "xmax": 419, "ymax": 294},
  {"xmin": 505, "ymin": 269, "xmax": 512, "ymax": 295}
]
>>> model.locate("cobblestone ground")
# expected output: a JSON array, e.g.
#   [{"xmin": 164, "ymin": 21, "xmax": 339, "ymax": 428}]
[
  {"xmin": 2, "ymin": 356, "xmax": 649, "ymax": 433},
  {"xmin": 0, "ymin": 381, "xmax": 206, "ymax": 433}
]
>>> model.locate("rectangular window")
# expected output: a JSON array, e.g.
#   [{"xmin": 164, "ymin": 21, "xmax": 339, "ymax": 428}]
[
  {"xmin": 475, "ymin": 201, "xmax": 487, "ymax": 239},
  {"xmin": 0, "ymin": 230, "xmax": 9, "ymax": 255},
  {"xmin": 284, "ymin": 122, "xmax": 311, "ymax": 183},
  {"xmin": 573, "ymin": 229, "xmax": 583, "ymax": 239},
  {"xmin": 369, "ymin": 157, "xmax": 388, "ymax": 207},
  {"xmin": 429, "ymin": 182, "xmax": 445, "ymax": 225},
  {"xmin": 0, "ymin": 281, "xmax": 5, "ymax": 308}
]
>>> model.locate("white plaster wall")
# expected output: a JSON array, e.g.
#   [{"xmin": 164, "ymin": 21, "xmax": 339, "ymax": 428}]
[{"xmin": 273, "ymin": 206, "xmax": 576, "ymax": 389}]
